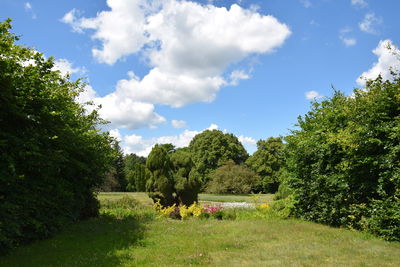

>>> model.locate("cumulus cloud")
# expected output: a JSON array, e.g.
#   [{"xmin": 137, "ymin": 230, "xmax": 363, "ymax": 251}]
[
  {"xmin": 52, "ymin": 58, "xmax": 86, "ymax": 76},
  {"xmin": 238, "ymin": 135, "xmax": 257, "ymax": 146},
  {"xmin": 117, "ymin": 123, "xmax": 255, "ymax": 157},
  {"xmin": 62, "ymin": 0, "xmax": 290, "ymax": 129},
  {"xmin": 93, "ymin": 94, "xmax": 166, "ymax": 129},
  {"xmin": 359, "ymin": 13, "xmax": 382, "ymax": 34},
  {"xmin": 305, "ymin": 90, "xmax": 323, "ymax": 100},
  {"xmin": 351, "ymin": 0, "xmax": 367, "ymax": 8},
  {"xmin": 357, "ymin": 40, "xmax": 400, "ymax": 86},
  {"xmin": 172, "ymin": 120, "xmax": 187, "ymax": 129}
]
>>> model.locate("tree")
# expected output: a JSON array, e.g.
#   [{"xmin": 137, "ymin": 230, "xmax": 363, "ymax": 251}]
[
  {"xmin": 170, "ymin": 148, "xmax": 201, "ymax": 205},
  {"xmin": 207, "ymin": 160, "xmax": 261, "ymax": 194},
  {"xmin": 0, "ymin": 19, "xmax": 114, "ymax": 254},
  {"xmin": 124, "ymin": 153, "xmax": 147, "ymax": 191},
  {"xmin": 146, "ymin": 145, "xmax": 201, "ymax": 206},
  {"xmin": 146, "ymin": 144, "xmax": 176, "ymax": 206},
  {"xmin": 189, "ymin": 130, "xmax": 249, "ymax": 188},
  {"xmin": 246, "ymin": 137, "xmax": 285, "ymax": 193},
  {"xmin": 286, "ymin": 74, "xmax": 400, "ymax": 241},
  {"xmin": 111, "ymin": 140, "xmax": 126, "ymax": 191}
]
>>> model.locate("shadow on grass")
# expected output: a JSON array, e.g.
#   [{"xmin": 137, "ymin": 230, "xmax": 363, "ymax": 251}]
[{"xmin": 0, "ymin": 212, "xmax": 153, "ymax": 267}]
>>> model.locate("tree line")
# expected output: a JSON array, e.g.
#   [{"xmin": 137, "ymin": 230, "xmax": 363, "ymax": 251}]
[{"xmin": 101, "ymin": 131, "xmax": 286, "ymax": 207}]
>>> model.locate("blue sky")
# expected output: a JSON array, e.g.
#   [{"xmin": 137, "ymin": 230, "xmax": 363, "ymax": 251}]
[{"xmin": 2, "ymin": 0, "xmax": 400, "ymax": 156}]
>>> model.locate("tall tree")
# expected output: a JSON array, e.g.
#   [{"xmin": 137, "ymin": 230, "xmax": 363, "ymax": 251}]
[
  {"xmin": 112, "ymin": 140, "xmax": 126, "ymax": 191},
  {"xmin": 189, "ymin": 130, "xmax": 249, "ymax": 187},
  {"xmin": 246, "ymin": 137, "xmax": 285, "ymax": 193}
]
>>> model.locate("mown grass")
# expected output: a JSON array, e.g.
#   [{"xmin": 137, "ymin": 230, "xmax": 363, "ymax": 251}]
[
  {"xmin": 198, "ymin": 193, "xmax": 274, "ymax": 204},
  {"xmin": 1, "ymin": 193, "xmax": 399, "ymax": 266}
]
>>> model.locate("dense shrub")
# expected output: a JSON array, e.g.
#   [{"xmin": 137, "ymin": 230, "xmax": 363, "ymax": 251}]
[
  {"xmin": 0, "ymin": 20, "xmax": 113, "ymax": 254},
  {"xmin": 286, "ymin": 74, "xmax": 400, "ymax": 241},
  {"xmin": 207, "ymin": 160, "xmax": 261, "ymax": 194}
]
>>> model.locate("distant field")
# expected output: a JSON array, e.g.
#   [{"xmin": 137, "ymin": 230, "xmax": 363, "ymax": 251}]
[
  {"xmin": 98, "ymin": 192, "xmax": 274, "ymax": 205},
  {"xmin": 1, "ymin": 193, "xmax": 399, "ymax": 266}
]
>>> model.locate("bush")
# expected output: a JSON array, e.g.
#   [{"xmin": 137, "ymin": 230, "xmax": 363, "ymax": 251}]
[
  {"xmin": 0, "ymin": 20, "xmax": 113, "ymax": 254},
  {"xmin": 286, "ymin": 73, "xmax": 400, "ymax": 241}
]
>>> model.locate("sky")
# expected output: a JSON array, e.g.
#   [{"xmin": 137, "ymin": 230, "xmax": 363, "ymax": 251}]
[{"xmin": 1, "ymin": 0, "xmax": 400, "ymax": 156}]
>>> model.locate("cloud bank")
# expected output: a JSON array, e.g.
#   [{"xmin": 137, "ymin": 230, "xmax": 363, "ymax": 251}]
[{"xmin": 63, "ymin": 0, "xmax": 291, "ymax": 129}]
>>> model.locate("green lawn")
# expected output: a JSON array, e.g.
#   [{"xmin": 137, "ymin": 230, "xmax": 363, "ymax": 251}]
[{"xmin": 1, "ymin": 193, "xmax": 399, "ymax": 266}]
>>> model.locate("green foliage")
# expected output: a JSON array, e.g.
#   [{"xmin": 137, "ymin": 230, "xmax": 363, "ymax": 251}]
[
  {"xmin": 246, "ymin": 137, "xmax": 285, "ymax": 193},
  {"xmin": 124, "ymin": 153, "xmax": 147, "ymax": 192},
  {"xmin": 207, "ymin": 160, "xmax": 261, "ymax": 194},
  {"xmin": 286, "ymin": 74, "xmax": 400, "ymax": 241},
  {"xmin": 126, "ymin": 163, "xmax": 150, "ymax": 192},
  {"xmin": 146, "ymin": 145, "xmax": 201, "ymax": 206},
  {"xmin": 170, "ymin": 148, "xmax": 201, "ymax": 205},
  {"xmin": 146, "ymin": 144, "xmax": 175, "ymax": 206},
  {"xmin": 0, "ymin": 19, "xmax": 114, "ymax": 254},
  {"xmin": 189, "ymin": 130, "xmax": 249, "ymax": 188}
]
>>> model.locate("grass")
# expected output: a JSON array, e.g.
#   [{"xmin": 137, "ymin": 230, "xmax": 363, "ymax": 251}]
[
  {"xmin": 1, "ymin": 193, "xmax": 400, "ymax": 266},
  {"xmin": 199, "ymin": 193, "xmax": 274, "ymax": 204}
]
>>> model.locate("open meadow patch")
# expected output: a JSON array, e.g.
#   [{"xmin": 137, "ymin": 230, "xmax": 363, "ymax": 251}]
[{"xmin": 1, "ymin": 193, "xmax": 399, "ymax": 266}]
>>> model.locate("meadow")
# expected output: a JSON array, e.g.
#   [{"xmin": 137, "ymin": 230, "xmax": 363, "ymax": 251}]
[{"xmin": 1, "ymin": 193, "xmax": 399, "ymax": 267}]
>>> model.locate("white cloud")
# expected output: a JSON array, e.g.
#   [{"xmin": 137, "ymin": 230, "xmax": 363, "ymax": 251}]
[
  {"xmin": 359, "ymin": 13, "xmax": 382, "ymax": 34},
  {"xmin": 52, "ymin": 58, "xmax": 85, "ymax": 76},
  {"xmin": 357, "ymin": 40, "xmax": 400, "ymax": 86},
  {"xmin": 238, "ymin": 135, "xmax": 257, "ymax": 146},
  {"xmin": 229, "ymin": 70, "xmax": 250, "ymax": 85},
  {"xmin": 172, "ymin": 120, "xmax": 187, "ymax": 129},
  {"xmin": 342, "ymin": 37, "xmax": 357, "ymax": 47},
  {"xmin": 299, "ymin": 0, "xmax": 312, "ymax": 8},
  {"xmin": 123, "ymin": 127, "xmax": 205, "ymax": 157},
  {"xmin": 305, "ymin": 90, "xmax": 323, "ymax": 100},
  {"xmin": 76, "ymin": 85, "xmax": 98, "ymax": 105},
  {"xmin": 62, "ymin": 0, "xmax": 290, "ymax": 129},
  {"xmin": 93, "ymin": 94, "xmax": 166, "ymax": 129},
  {"xmin": 109, "ymin": 129, "xmax": 122, "ymax": 141},
  {"xmin": 339, "ymin": 27, "xmax": 357, "ymax": 47},
  {"xmin": 351, "ymin": 0, "xmax": 367, "ymax": 8}
]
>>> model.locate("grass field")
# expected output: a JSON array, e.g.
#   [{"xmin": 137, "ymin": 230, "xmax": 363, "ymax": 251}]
[{"xmin": 1, "ymin": 193, "xmax": 399, "ymax": 266}]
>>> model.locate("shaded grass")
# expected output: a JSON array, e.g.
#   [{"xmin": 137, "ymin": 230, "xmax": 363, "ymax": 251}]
[{"xmin": 0, "ymin": 197, "xmax": 155, "ymax": 267}]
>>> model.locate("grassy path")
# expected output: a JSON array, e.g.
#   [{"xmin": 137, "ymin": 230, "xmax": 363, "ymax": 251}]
[{"xmin": 1, "ymin": 193, "xmax": 399, "ymax": 266}]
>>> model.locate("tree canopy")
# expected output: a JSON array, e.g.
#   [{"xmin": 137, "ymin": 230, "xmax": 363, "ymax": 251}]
[
  {"xmin": 189, "ymin": 129, "xmax": 249, "ymax": 187},
  {"xmin": 246, "ymin": 137, "xmax": 285, "ymax": 193},
  {"xmin": 0, "ymin": 19, "xmax": 114, "ymax": 253},
  {"xmin": 207, "ymin": 160, "xmax": 260, "ymax": 194}
]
